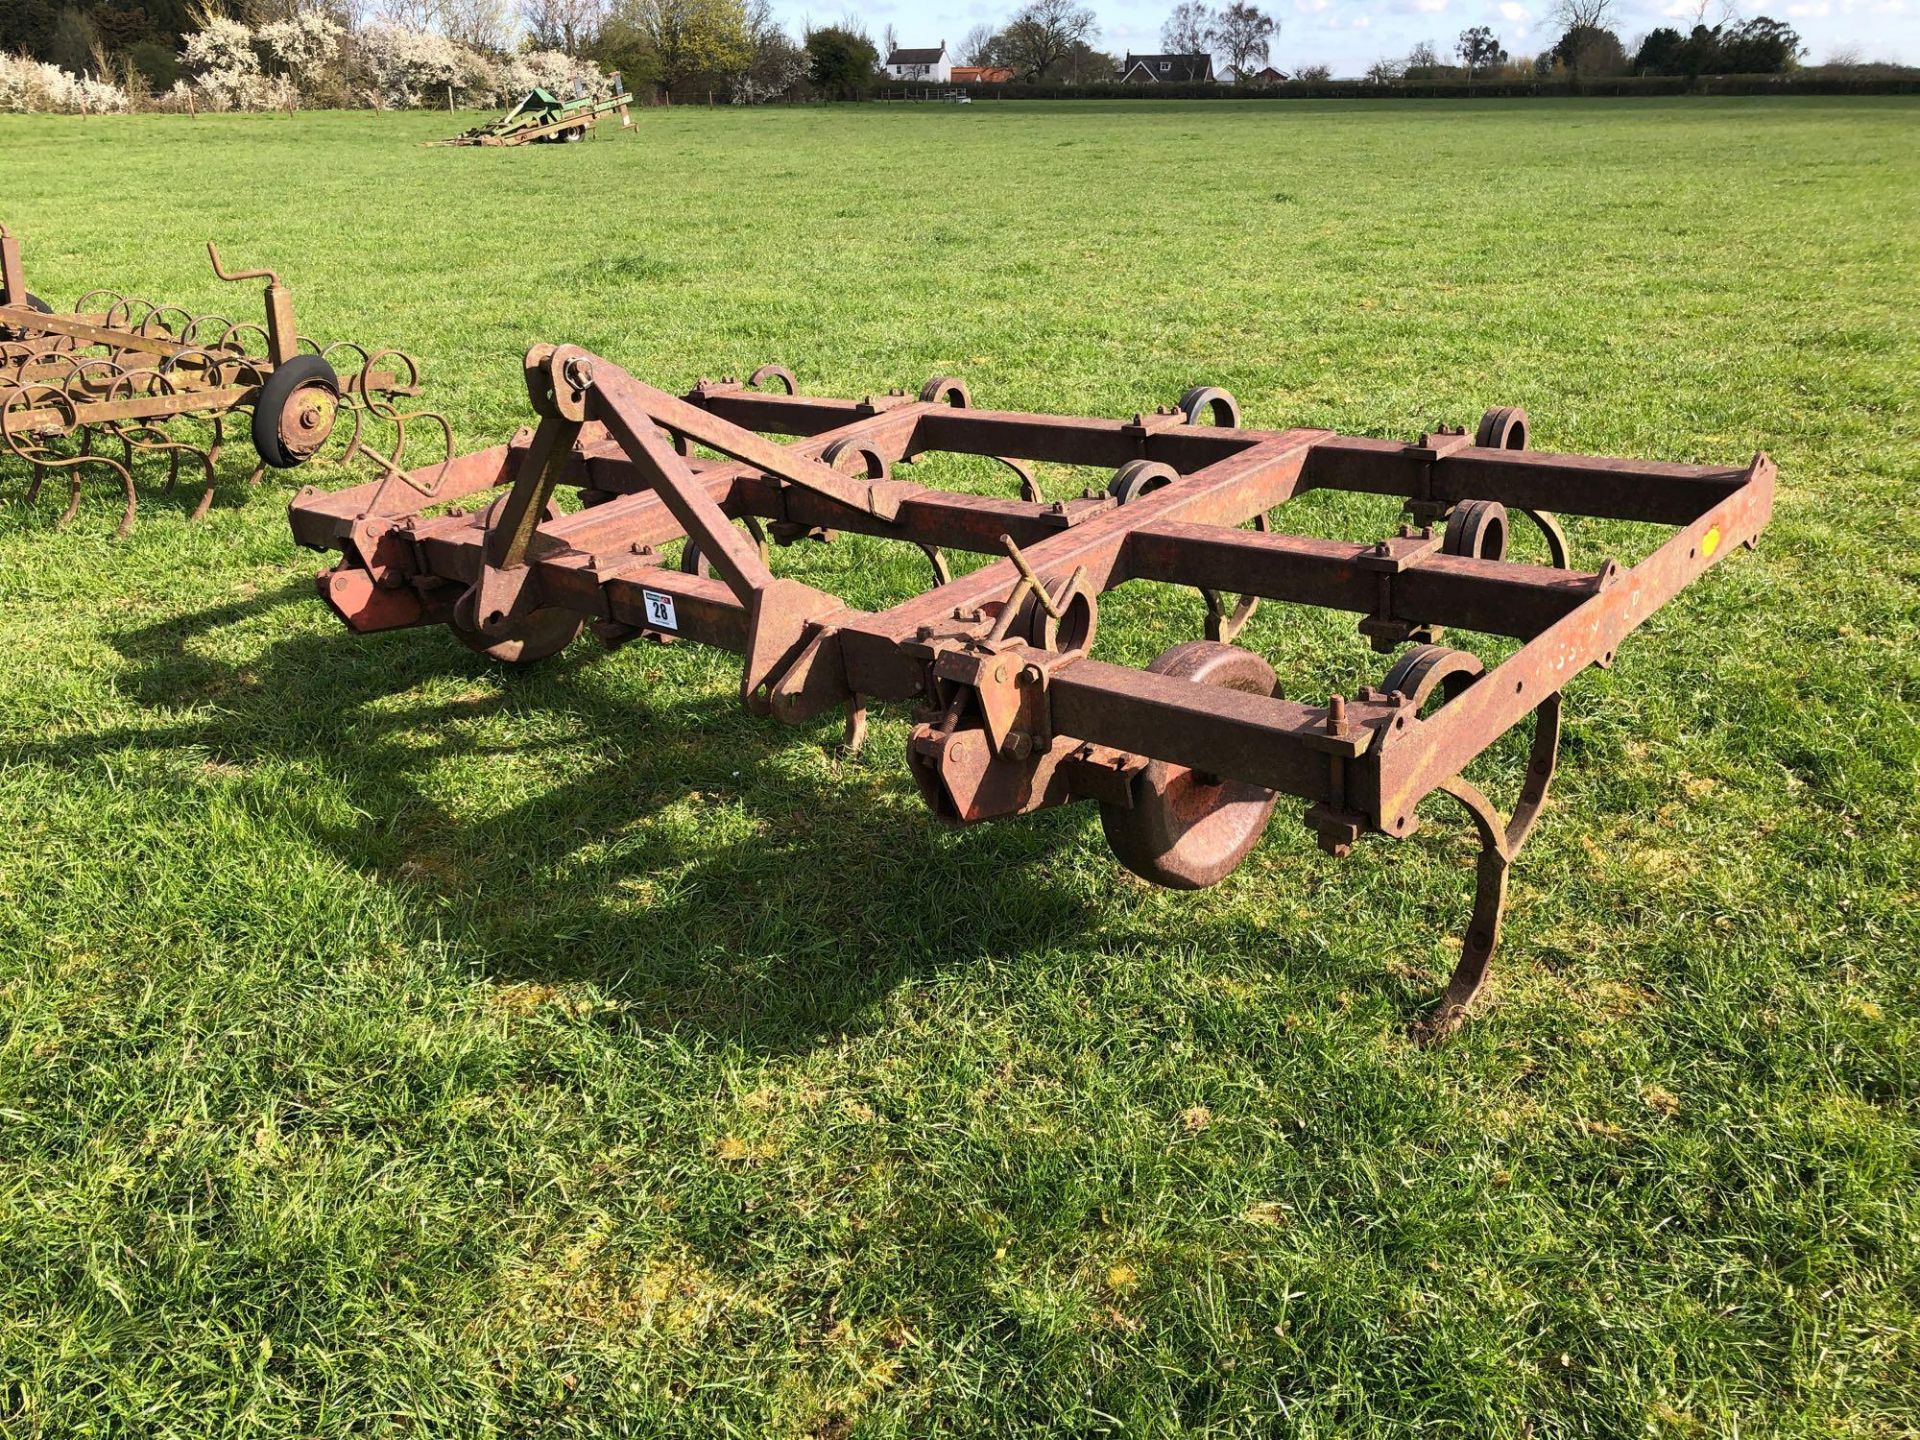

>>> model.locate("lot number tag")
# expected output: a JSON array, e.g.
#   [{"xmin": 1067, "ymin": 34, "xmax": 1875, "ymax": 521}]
[{"xmin": 642, "ymin": 589, "xmax": 678, "ymax": 631}]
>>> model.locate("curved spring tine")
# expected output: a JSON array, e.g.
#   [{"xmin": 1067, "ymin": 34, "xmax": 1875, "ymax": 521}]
[
  {"xmin": 74, "ymin": 289, "xmax": 126, "ymax": 318},
  {"xmin": 1410, "ymin": 689, "xmax": 1565, "ymax": 1044},
  {"xmin": 143, "ymin": 304, "xmax": 198, "ymax": 340},
  {"xmin": 178, "ymin": 312, "xmax": 234, "ymax": 347},
  {"xmin": 214, "ymin": 321, "xmax": 270, "ymax": 358},
  {"xmin": 991, "ymin": 455, "xmax": 1040, "ymax": 503},
  {"xmin": 917, "ymin": 541, "xmax": 951, "ymax": 588},
  {"xmin": 336, "ymin": 402, "xmax": 366, "ymax": 466}
]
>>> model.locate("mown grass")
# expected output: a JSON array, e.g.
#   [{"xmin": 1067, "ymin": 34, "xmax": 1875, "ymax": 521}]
[{"xmin": 0, "ymin": 98, "xmax": 1916, "ymax": 1437}]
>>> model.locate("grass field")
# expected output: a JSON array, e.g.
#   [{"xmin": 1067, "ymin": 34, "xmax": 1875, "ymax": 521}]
[{"xmin": 1, "ymin": 98, "xmax": 1917, "ymax": 1437}]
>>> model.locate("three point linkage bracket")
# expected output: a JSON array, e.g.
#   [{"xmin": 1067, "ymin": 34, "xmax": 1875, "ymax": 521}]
[{"xmin": 292, "ymin": 347, "xmax": 1774, "ymax": 1039}]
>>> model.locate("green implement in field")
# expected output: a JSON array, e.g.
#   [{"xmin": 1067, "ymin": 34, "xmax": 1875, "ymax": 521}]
[{"xmin": 432, "ymin": 77, "xmax": 633, "ymax": 147}]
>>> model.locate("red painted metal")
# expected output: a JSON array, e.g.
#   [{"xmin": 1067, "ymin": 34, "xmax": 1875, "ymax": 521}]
[{"xmin": 290, "ymin": 347, "xmax": 1773, "ymax": 1037}]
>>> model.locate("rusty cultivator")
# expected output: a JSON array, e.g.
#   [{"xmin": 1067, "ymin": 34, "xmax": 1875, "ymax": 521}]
[
  {"xmin": 292, "ymin": 346, "xmax": 1772, "ymax": 1036},
  {"xmin": 0, "ymin": 223, "xmax": 448, "ymax": 535}
]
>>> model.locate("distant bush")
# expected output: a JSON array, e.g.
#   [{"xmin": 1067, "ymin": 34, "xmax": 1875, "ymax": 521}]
[{"xmin": 0, "ymin": 54, "xmax": 129, "ymax": 113}]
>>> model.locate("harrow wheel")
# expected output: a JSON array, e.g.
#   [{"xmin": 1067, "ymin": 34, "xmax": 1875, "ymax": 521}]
[
  {"xmin": 1100, "ymin": 640, "xmax": 1281, "ymax": 890},
  {"xmin": 253, "ymin": 353, "xmax": 340, "ymax": 469}
]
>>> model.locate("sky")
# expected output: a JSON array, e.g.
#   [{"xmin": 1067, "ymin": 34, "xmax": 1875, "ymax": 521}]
[{"xmin": 773, "ymin": 0, "xmax": 1918, "ymax": 73}]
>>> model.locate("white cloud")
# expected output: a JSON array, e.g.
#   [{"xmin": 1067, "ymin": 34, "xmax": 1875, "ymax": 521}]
[{"xmin": 1500, "ymin": 2, "xmax": 1529, "ymax": 18}]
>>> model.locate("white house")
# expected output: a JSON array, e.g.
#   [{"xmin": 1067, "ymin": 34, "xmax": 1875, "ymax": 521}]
[{"xmin": 885, "ymin": 41, "xmax": 952, "ymax": 83}]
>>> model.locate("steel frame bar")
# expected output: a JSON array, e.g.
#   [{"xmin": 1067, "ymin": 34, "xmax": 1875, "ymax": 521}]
[{"xmin": 292, "ymin": 349, "xmax": 1773, "ymax": 1035}]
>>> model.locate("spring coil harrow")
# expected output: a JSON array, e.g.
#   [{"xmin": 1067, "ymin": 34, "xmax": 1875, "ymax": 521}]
[{"xmin": 0, "ymin": 222, "xmax": 449, "ymax": 536}]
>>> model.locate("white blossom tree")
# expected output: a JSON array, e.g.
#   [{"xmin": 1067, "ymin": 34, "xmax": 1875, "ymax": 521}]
[
  {"xmin": 182, "ymin": 17, "xmax": 266, "ymax": 110},
  {"xmin": 259, "ymin": 11, "xmax": 343, "ymax": 104},
  {"xmin": 354, "ymin": 23, "xmax": 464, "ymax": 108}
]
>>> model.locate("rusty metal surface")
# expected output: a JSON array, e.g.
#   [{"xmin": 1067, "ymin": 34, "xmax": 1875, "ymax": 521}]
[
  {"xmin": 291, "ymin": 348, "xmax": 1773, "ymax": 1036},
  {"xmin": 0, "ymin": 225, "xmax": 446, "ymax": 535}
]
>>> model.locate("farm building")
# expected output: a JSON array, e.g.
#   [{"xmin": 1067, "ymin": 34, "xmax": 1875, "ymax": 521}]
[{"xmin": 885, "ymin": 42, "xmax": 952, "ymax": 82}]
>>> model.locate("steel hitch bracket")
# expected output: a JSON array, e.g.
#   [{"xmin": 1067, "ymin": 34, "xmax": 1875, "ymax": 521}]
[{"xmin": 293, "ymin": 349, "xmax": 1774, "ymax": 1038}]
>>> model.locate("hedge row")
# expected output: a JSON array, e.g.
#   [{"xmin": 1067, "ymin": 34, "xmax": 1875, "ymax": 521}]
[{"xmin": 883, "ymin": 73, "xmax": 1920, "ymax": 102}]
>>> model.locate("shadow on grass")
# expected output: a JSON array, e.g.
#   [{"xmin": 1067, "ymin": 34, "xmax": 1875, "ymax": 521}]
[{"xmin": 31, "ymin": 578, "xmax": 1128, "ymax": 1053}]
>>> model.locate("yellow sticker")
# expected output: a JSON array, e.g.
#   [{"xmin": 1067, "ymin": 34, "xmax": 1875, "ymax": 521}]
[{"xmin": 1701, "ymin": 526, "xmax": 1721, "ymax": 559}]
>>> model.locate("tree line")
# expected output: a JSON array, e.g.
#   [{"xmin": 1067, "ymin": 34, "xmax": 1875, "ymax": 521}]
[
  {"xmin": 1355, "ymin": 0, "xmax": 1810, "ymax": 86},
  {"xmin": 0, "ymin": 0, "xmax": 1889, "ymax": 116}
]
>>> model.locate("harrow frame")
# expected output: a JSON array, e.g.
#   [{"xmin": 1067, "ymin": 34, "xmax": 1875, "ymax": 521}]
[
  {"xmin": 292, "ymin": 346, "xmax": 1773, "ymax": 1036},
  {"xmin": 431, "ymin": 77, "xmax": 634, "ymax": 147},
  {"xmin": 1, "ymin": 223, "xmax": 447, "ymax": 534}
]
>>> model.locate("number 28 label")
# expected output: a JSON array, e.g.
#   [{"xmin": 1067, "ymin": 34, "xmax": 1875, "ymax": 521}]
[{"xmin": 642, "ymin": 589, "xmax": 678, "ymax": 631}]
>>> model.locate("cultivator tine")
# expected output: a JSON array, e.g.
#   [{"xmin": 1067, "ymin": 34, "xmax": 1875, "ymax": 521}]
[
  {"xmin": 0, "ymin": 222, "xmax": 435, "ymax": 533},
  {"xmin": 291, "ymin": 351, "xmax": 1773, "ymax": 1033}
]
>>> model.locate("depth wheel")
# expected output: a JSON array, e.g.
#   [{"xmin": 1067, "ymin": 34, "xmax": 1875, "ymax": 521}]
[
  {"xmin": 450, "ymin": 604, "xmax": 584, "ymax": 665},
  {"xmin": 449, "ymin": 495, "xmax": 584, "ymax": 665},
  {"xmin": 252, "ymin": 353, "xmax": 340, "ymax": 469},
  {"xmin": 1099, "ymin": 640, "xmax": 1281, "ymax": 890}
]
